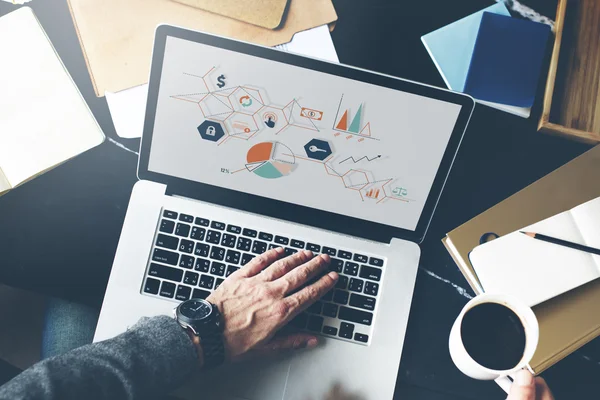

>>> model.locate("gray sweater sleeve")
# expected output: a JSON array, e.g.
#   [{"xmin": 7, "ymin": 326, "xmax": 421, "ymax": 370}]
[{"xmin": 0, "ymin": 315, "xmax": 200, "ymax": 400}]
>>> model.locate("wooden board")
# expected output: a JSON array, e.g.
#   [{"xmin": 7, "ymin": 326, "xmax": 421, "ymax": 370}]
[{"xmin": 538, "ymin": 0, "xmax": 600, "ymax": 144}]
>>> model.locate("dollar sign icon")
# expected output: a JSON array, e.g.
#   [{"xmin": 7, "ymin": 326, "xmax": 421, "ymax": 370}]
[{"xmin": 216, "ymin": 74, "xmax": 226, "ymax": 88}]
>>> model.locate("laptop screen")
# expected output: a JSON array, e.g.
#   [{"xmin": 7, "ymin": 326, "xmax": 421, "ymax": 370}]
[{"xmin": 144, "ymin": 31, "xmax": 471, "ymax": 239}]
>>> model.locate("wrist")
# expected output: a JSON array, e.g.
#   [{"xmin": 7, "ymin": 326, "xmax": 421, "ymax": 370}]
[{"xmin": 185, "ymin": 328, "xmax": 205, "ymax": 368}]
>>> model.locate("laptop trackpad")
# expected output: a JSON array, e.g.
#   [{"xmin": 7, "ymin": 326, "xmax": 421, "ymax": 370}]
[{"xmin": 174, "ymin": 354, "xmax": 291, "ymax": 400}]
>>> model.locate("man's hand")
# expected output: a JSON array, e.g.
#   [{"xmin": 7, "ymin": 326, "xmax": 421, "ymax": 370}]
[
  {"xmin": 206, "ymin": 247, "xmax": 338, "ymax": 362},
  {"xmin": 507, "ymin": 370, "xmax": 554, "ymax": 400}
]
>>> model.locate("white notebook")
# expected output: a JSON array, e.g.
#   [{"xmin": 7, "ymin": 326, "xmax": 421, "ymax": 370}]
[
  {"xmin": 0, "ymin": 7, "xmax": 104, "ymax": 195},
  {"xmin": 470, "ymin": 197, "xmax": 600, "ymax": 307}
]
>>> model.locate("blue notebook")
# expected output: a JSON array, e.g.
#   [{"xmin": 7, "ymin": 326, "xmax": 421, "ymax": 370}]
[
  {"xmin": 421, "ymin": 3, "xmax": 510, "ymax": 92},
  {"xmin": 463, "ymin": 12, "xmax": 551, "ymax": 107}
]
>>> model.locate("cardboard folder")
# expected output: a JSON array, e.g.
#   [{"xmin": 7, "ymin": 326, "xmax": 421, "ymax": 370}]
[
  {"xmin": 443, "ymin": 145, "xmax": 600, "ymax": 373},
  {"xmin": 66, "ymin": 0, "xmax": 337, "ymax": 96},
  {"xmin": 171, "ymin": 0, "xmax": 290, "ymax": 29}
]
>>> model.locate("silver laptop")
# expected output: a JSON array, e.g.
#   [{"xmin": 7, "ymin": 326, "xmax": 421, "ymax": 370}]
[{"xmin": 94, "ymin": 25, "xmax": 474, "ymax": 400}]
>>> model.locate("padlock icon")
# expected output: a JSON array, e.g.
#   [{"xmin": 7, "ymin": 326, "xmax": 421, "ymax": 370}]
[{"xmin": 205, "ymin": 125, "xmax": 216, "ymax": 136}]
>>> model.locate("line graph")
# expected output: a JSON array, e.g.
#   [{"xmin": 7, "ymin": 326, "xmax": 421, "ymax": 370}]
[{"xmin": 339, "ymin": 155, "xmax": 382, "ymax": 164}]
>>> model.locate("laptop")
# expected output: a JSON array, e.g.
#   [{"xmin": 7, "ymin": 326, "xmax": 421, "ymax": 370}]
[{"xmin": 94, "ymin": 25, "xmax": 474, "ymax": 400}]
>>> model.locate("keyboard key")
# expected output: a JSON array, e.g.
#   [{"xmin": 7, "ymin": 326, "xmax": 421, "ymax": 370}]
[
  {"xmin": 322, "ymin": 289, "xmax": 334, "ymax": 302},
  {"xmin": 364, "ymin": 281, "xmax": 379, "ymax": 296},
  {"xmin": 211, "ymin": 221, "xmax": 226, "ymax": 230},
  {"xmin": 179, "ymin": 213, "xmax": 193, "ymax": 223},
  {"xmin": 369, "ymin": 257, "xmax": 384, "ymax": 267},
  {"xmin": 268, "ymin": 244, "xmax": 278, "ymax": 250},
  {"xmin": 307, "ymin": 315, "xmax": 324, "ymax": 332},
  {"xmin": 343, "ymin": 262, "xmax": 359, "ymax": 276},
  {"xmin": 221, "ymin": 233, "xmax": 237, "ymax": 248},
  {"xmin": 143, "ymin": 277, "xmax": 160, "ymax": 294},
  {"xmin": 338, "ymin": 306, "xmax": 373, "ymax": 326},
  {"xmin": 307, "ymin": 243, "xmax": 321, "ymax": 252},
  {"xmin": 307, "ymin": 301, "xmax": 323, "ymax": 314},
  {"xmin": 210, "ymin": 246, "xmax": 225, "ymax": 261},
  {"xmin": 349, "ymin": 294, "xmax": 376, "ymax": 311},
  {"xmin": 190, "ymin": 227, "xmax": 206, "ymax": 241},
  {"xmin": 163, "ymin": 210, "xmax": 177, "ymax": 219},
  {"xmin": 183, "ymin": 271, "xmax": 199, "ymax": 286},
  {"xmin": 159, "ymin": 281, "xmax": 176, "ymax": 298},
  {"xmin": 348, "ymin": 278, "xmax": 364, "ymax": 293},
  {"xmin": 227, "ymin": 225, "xmax": 242, "ymax": 234},
  {"xmin": 242, "ymin": 228, "xmax": 257, "ymax": 238},
  {"xmin": 199, "ymin": 274, "xmax": 215, "ymax": 289},
  {"xmin": 338, "ymin": 250, "xmax": 352, "ymax": 259},
  {"xmin": 330, "ymin": 258, "xmax": 344, "ymax": 273},
  {"xmin": 175, "ymin": 223, "xmax": 190, "ymax": 237},
  {"xmin": 194, "ymin": 243, "xmax": 210, "ymax": 258},
  {"xmin": 284, "ymin": 248, "xmax": 297, "ymax": 257},
  {"xmin": 192, "ymin": 288, "xmax": 211, "ymax": 299},
  {"xmin": 206, "ymin": 230, "xmax": 221, "ymax": 244},
  {"xmin": 210, "ymin": 261, "xmax": 226, "ymax": 276},
  {"xmin": 354, "ymin": 254, "xmax": 368, "ymax": 263},
  {"xmin": 252, "ymin": 240, "xmax": 267, "ymax": 255},
  {"xmin": 194, "ymin": 258, "xmax": 210, "ymax": 273},
  {"xmin": 322, "ymin": 247, "xmax": 336, "ymax": 256},
  {"xmin": 149, "ymin": 263, "xmax": 183, "ymax": 282},
  {"xmin": 225, "ymin": 250, "xmax": 241, "ymax": 265},
  {"xmin": 354, "ymin": 333, "xmax": 369, "ymax": 343},
  {"xmin": 179, "ymin": 239, "xmax": 194, "ymax": 254},
  {"xmin": 179, "ymin": 255, "xmax": 194, "ymax": 269},
  {"xmin": 335, "ymin": 276, "xmax": 349, "ymax": 289},
  {"xmin": 359, "ymin": 265, "xmax": 382, "ymax": 281},
  {"xmin": 156, "ymin": 234, "xmax": 178, "ymax": 250},
  {"xmin": 323, "ymin": 326, "xmax": 338, "ymax": 336},
  {"xmin": 215, "ymin": 278, "xmax": 224, "ymax": 289},
  {"xmin": 159, "ymin": 219, "xmax": 175, "ymax": 234},
  {"xmin": 195, "ymin": 217, "xmax": 209, "ymax": 227},
  {"xmin": 290, "ymin": 313, "xmax": 308, "ymax": 329},
  {"xmin": 236, "ymin": 237, "xmax": 252, "ymax": 252},
  {"xmin": 291, "ymin": 239, "xmax": 305, "ymax": 249},
  {"xmin": 259, "ymin": 232, "xmax": 273, "ymax": 241},
  {"xmin": 226, "ymin": 265, "xmax": 239, "ymax": 277},
  {"xmin": 175, "ymin": 285, "xmax": 191, "ymax": 301},
  {"xmin": 241, "ymin": 253, "xmax": 254, "ymax": 266},
  {"xmin": 152, "ymin": 249, "xmax": 179, "ymax": 265},
  {"xmin": 274, "ymin": 235, "xmax": 289, "ymax": 245},
  {"xmin": 333, "ymin": 290, "xmax": 349, "ymax": 305},
  {"xmin": 322, "ymin": 303, "xmax": 338, "ymax": 318},
  {"xmin": 339, "ymin": 322, "xmax": 354, "ymax": 339}
]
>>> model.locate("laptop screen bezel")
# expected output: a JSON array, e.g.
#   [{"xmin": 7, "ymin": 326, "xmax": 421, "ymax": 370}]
[{"xmin": 138, "ymin": 25, "xmax": 474, "ymax": 244}]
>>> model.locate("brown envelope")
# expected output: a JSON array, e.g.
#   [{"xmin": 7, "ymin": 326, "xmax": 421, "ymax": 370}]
[
  {"xmin": 66, "ymin": 0, "xmax": 338, "ymax": 96},
  {"xmin": 171, "ymin": 0, "xmax": 290, "ymax": 29}
]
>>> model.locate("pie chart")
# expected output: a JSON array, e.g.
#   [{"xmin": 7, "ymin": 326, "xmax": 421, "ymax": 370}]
[{"xmin": 245, "ymin": 141, "xmax": 295, "ymax": 179}]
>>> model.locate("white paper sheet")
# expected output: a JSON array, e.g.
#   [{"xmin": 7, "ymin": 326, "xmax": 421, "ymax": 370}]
[{"xmin": 106, "ymin": 24, "xmax": 339, "ymax": 139}]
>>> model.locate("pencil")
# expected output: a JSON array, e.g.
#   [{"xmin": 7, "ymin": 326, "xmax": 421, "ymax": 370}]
[{"xmin": 520, "ymin": 231, "xmax": 600, "ymax": 256}]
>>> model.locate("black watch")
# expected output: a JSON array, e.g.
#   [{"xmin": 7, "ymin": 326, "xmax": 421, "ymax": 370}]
[{"xmin": 174, "ymin": 298, "xmax": 225, "ymax": 368}]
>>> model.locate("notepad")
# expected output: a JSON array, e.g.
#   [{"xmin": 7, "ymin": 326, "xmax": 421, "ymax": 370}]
[
  {"xmin": 421, "ymin": 4, "xmax": 531, "ymax": 118},
  {"xmin": 0, "ymin": 7, "xmax": 104, "ymax": 196},
  {"xmin": 470, "ymin": 197, "xmax": 600, "ymax": 307},
  {"xmin": 464, "ymin": 12, "xmax": 551, "ymax": 108}
]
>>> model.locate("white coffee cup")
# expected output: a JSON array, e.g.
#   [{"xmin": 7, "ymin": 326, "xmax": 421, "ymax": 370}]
[{"xmin": 449, "ymin": 293, "xmax": 539, "ymax": 390}]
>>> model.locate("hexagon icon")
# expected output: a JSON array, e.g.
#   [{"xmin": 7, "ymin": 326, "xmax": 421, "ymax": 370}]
[
  {"xmin": 304, "ymin": 139, "xmax": 332, "ymax": 161},
  {"xmin": 224, "ymin": 112, "xmax": 259, "ymax": 140},
  {"xmin": 229, "ymin": 87, "xmax": 264, "ymax": 115},
  {"xmin": 198, "ymin": 120, "xmax": 225, "ymax": 142},
  {"xmin": 342, "ymin": 170, "xmax": 369, "ymax": 189},
  {"xmin": 253, "ymin": 106, "xmax": 289, "ymax": 135},
  {"xmin": 198, "ymin": 93, "xmax": 234, "ymax": 121}
]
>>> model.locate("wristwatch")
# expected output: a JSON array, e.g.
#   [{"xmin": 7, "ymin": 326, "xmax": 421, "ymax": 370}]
[{"xmin": 174, "ymin": 298, "xmax": 225, "ymax": 368}]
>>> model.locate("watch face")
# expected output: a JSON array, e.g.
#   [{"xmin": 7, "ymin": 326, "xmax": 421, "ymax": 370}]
[{"xmin": 179, "ymin": 299, "xmax": 212, "ymax": 321}]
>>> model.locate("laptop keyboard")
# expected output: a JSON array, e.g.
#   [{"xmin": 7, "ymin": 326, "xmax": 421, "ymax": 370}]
[{"xmin": 141, "ymin": 209, "xmax": 386, "ymax": 345}]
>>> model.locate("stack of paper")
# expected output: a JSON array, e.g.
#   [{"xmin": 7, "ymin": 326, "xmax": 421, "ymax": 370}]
[{"xmin": 421, "ymin": 4, "xmax": 551, "ymax": 118}]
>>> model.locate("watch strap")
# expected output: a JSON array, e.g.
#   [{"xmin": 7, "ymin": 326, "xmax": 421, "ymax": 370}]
[{"xmin": 200, "ymin": 325, "xmax": 225, "ymax": 368}]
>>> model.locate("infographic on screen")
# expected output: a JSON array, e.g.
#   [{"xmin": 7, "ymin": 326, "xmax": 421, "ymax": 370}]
[{"xmin": 148, "ymin": 37, "xmax": 463, "ymax": 231}]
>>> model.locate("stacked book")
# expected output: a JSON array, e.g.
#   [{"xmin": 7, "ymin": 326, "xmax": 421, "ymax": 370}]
[{"xmin": 422, "ymin": 3, "xmax": 551, "ymax": 118}]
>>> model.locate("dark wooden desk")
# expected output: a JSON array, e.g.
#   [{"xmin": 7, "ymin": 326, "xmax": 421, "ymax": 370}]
[{"xmin": 0, "ymin": 0, "xmax": 597, "ymax": 398}]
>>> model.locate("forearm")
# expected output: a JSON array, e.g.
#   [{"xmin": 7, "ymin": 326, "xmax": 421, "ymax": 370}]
[{"xmin": 0, "ymin": 316, "xmax": 200, "ymax": 400}]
